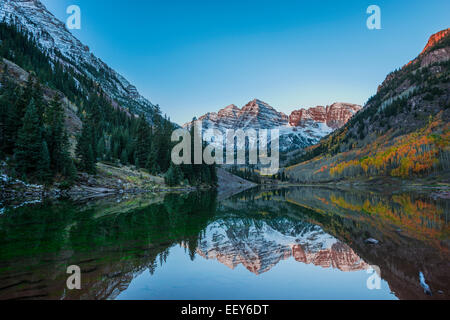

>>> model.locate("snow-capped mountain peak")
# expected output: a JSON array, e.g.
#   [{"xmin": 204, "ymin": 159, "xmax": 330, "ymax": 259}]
[{"xmin": 184, "ymin": 99, "xmax": 361, "ymax": 152}]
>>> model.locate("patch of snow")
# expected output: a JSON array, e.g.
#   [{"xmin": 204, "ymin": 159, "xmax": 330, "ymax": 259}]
[
  {"xmin": 12, "ymin": 199, "xmax": 42, "ymax": 209},
  {"xmin": 1, "ymin": 173, "xmax": 9, "ymax": 182}
]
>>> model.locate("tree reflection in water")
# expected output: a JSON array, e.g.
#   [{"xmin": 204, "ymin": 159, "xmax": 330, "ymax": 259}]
[{"xmin": 0, "ymin": 187, "xmax": 448, "ymax": 300}]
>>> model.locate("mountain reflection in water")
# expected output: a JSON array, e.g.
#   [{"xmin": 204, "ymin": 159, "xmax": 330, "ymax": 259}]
[{"xmin": 0, "ymin": 187, "xmax": 448, "ymax": 300}]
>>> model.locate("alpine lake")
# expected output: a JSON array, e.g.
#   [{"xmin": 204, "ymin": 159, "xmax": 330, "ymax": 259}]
[{"xmin": 0, "ymin": 186, "xmax": 448, "ymax": 300}]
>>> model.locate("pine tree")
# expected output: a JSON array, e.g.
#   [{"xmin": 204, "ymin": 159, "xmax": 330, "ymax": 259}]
[
  {"xmin": 96, "ymin": 136, "xmax": 105, "ymax": 161},
  {"xmin": 146, "ymin": 149, "xmax": 158, "ymax": 173},
  {"xmin": 38, "ymin": 141, "xmax": 52, "ymax": 184},
  {"xmin": 0, "ymin": 76, "xmax": 11, "ymax": 157},
  {"xmin": 76, "ymin": 116, "xmax": 96, "ymax": 174},
  {"xmin": 33, "ymin": 80, "xmax": 45, "ymax": 126},
  {"xmin": 150, "ymin": 162, "xmax": 160, "ymax": 176},
  {"xmin": 135, "ymin": 114, "xmax": 151, "ymax": 168},
  {"xmin": 45, "ymin": 94, "xmax": 72, "ymax": 174},
  {"xmin": 120, "ymin": 148, "xmax": 128, "ymax": 165},
  {"xmin": 1, "ymin": 79, "xmax": 20, "ymax": 154},
  {"xmin": 15, "ymin": 99, "xmax": 43, "ymax": 176},
  {"xmin": 174, "ymin": 165, "xmax": 184, "ymax": 185},
  {"xmin": 165, "ymin": 163, "xmax": 183, "ymax": 187},
  {"xmin": 209, "ymin": 164, "xmax": 217, "ymax": 185},
  {"xmin": 85, "ymin": 145, "xmax": 95, "ymax": 174},
  {"xmin": 15, "ymin": 75, "xmax": 34, "ymax": 121},
  {"xmin": 133, "ymin": 150, "xmax": 139, "ymax": 168},
  {"xmin": 64, "ymin": 159, "xmax": 78, "ymax": 184}
]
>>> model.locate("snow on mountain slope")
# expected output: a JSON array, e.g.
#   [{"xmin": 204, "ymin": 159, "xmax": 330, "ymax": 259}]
[
  {"xmin": 197, "ymin": 217, "xmax": 367, "ymax": 274},
  {"xmin": 184, "ymin": 99, "xmax": 361, "ymax": 153},
  {"xmin": 0, "ymin": 0, "xmax": 157, "ymax": 118}
]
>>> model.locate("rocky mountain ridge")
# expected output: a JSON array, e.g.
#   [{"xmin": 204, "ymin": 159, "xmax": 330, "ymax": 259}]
[
  {"xmin": 289, "ymin": 102, "xmax": 361, "ymax": 129},
  {"xmin": 0, "ymin": 0, "xmax": 158, "ymax": 119},
  {"xmin": 418, "ymin": 28, "xmax": 450, "ymax": 60},
  {"xmin": 184, "ymin": 99, "xmax": 361, "ymax": 153}
]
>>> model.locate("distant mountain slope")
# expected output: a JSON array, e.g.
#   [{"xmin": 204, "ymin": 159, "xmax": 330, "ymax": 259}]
[
  {"xmin": 184, "ymin": 99, "xmax": 361, "ymax": 153},
  {"xmin": 0, "ymin": 57, "xmax": 82, "ymax": 138},
  {"xmin": 285, "ymin": 28, "xmax": 450, "ymax": 183},
  {"xmin": 0, "ymin": 0, "xmax": 157, "ymax": 119}
]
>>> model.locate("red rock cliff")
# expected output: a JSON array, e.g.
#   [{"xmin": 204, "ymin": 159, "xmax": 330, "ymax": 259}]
[{"xmin": 289, "ymin": 102, "xmax": 361, "ymax": 129}]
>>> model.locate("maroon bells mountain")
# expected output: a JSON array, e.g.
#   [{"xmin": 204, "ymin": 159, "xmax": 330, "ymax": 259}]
[
  {"xmin": 184, "ymin": 99, "xmax": 361, "ymax": 152},
  {"xmin": 288, "ymin": 103, "xmax": 362, "ymax": 129}
]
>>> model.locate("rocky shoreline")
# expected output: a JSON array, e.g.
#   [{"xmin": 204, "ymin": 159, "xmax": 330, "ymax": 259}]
[
  {"xmin": 0, "ymin": 163, "xmax": 260, "ymax": 209},
  {"xmin": 0, "ymin": 172, "xmax": 198, "ymax": 207}
]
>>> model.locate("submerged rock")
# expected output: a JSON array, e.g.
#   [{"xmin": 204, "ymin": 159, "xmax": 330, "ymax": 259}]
[{"xmin": 364, "ymin": 238, "xmax": 380, "ymax": 245}]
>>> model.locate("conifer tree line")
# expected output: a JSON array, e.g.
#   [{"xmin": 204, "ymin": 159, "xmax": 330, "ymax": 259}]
[
  {"xmin": 228, "ymin": 165, "xmax": 261, "ymax": 183},
  {"xmin": 0, "ymin": 20, "xmax": 217, "ymax": 186},
  {"xmin": 165, "ymin": 120, "xmax": 218, "ymax": 187},
  {"xmin": 0, "ymin": 75, "xmax": 76, "ymax": 184}
]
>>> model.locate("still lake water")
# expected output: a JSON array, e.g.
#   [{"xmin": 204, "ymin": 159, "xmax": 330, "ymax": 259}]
[{"xmin": 0, "ymin": 186, "xmax": 448, "ymax": 300}]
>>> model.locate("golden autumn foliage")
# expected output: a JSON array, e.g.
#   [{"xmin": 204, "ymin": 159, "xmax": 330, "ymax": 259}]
[
  {"xmin": 329, "ymin": 113, "xmax": 449, "ymax": 178},
  {"xmin": 329, "ymin": 194, "xmax": 449, "ymax": 247},
  {"xmin": 314, "ymin": 165, "xmax": 328, "ymax": 174}
]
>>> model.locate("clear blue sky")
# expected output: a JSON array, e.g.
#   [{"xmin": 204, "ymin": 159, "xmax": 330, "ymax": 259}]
[{"xmin": 41, "ymin": 0, "xmax": 449, "ymax": 125}]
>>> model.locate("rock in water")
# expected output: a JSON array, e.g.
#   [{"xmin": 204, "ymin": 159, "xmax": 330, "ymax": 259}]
[{"xmin": 364, "ymin": 238, "xmax": 379, "ymax": 244}]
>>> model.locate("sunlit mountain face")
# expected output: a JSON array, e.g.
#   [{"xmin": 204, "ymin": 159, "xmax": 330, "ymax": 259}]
[
  {"xmin": 183, "ymin": 99, "xmax": 361, "ymax": 153},
  {"xmin": 0, "ymin": 188, "xmax": 448, "ymax": 300}
]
